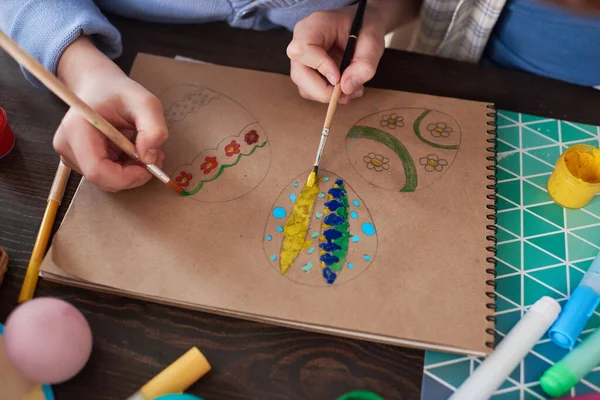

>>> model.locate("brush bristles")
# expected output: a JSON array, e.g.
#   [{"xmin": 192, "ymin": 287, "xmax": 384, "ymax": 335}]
[
  {"xmin": 167, "ymin": 180, "xmax": 184, "ymax": 195},
  {"xmin": 306, "ymin": 169, "xmax": 318, "ymax": 187}
]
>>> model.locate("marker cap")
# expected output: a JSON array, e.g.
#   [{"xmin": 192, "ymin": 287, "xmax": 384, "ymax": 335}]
[
  {"xmin": 540, "ymin": 362, "xmax": 578, "ymax": 398},
  {"xmin": 549, "ymin": 286, "xmax": 600, "ymax": 349}
]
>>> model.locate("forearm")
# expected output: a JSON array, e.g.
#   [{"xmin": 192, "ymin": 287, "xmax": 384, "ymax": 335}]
[
  {"xmin": 368, "ymin": 0, "xmax": 423, "ymax": 33},
  {"xmin": 57, "ymin": 36, "xmax": 124, "ymax": 93}
]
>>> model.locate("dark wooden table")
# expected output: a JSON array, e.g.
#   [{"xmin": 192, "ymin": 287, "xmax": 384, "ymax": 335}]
[{"xmin": 1, "ymin": 14, "xmax": 599, "ymax": 400}]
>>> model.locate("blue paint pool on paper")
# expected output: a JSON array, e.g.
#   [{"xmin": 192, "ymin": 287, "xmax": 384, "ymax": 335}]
[
  {"xmin": 311, "ymin": 232, "xmax": 319, "ymax": 238},
  {"xmin": 324, "ymin": 200, "xmax": 343, "ymax": 211},
  {"xmin": 361, "ymin": 222, "xmax": 376, "ymax": 236},
  {"xmin": 324, "ymin": 229, "xmax": 343, "ymax": 240},
  {"xmin": 293, "ymin": 182, "xmax": 299, "ymax": 187},
  {"xmin": 321, "ymin": 253, "xmax": 339, "ymax": 266},
  {"xmin": 318, "ymin": 193, "xmax": 326, "ymax": 198},
  {"xmin": 271, "ymin": 255, "xmax": 277, "ymax": 261},
  {"xmin": 290, "ymin": 193, "xmax": 297, "ymax": 203},
  {"xmin": 352, "ymin": 199, "xmax": 360, "ymax": 207},
  {"xmin": 363, "ymin": 254, "xmax": 371, "ymax": 261},
  {"xmin": 276, "ymin": 226, "xmax": 284, "ymax": 232},
  {"xmin": 266, "ymin": 235, "xmax": 272, "ymax": 241},
  {"xmin": 352, "ymin": 235, "xmax": 360, "ymax": 243},
  {"xmin": 323, "ymin": 177, "xmax": 330, "ymax": 182},
  {"xmin": 320, "ymin": 242, "xmax": 342, "ymax": 252},
  {"xmin": 324, "ymin": 213, "xmax": 344, "ymax": 226},
  {"xmin": 272, "ymin": 207, "xmax": 286, "ymax": 219},
  {"xmin": 328, "ymin": 188, "xmax": 344, "ymax": 199},
  {"xmin": 350, "ymin": 211, "xmax": 358, "ymax": 219},
  {"xmin": 302, "ymin": 262, "xmax": 313, "ymax": 272},
  {"xmin": 323, "ymin": 267, "xmax": 337, "ymax": 284},
  {"xmin": 316, "ymin": 212, "xmax": 323, "ymax": 219},
  {"xmin": 348, "ymin": 262, "xmax": 354, "ymax": 269},
  {"xmin": 307, "ymin": 247, "xmax": 315, "ymax": 254}
]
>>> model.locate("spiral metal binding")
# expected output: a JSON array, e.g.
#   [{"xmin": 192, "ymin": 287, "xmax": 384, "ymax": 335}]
[{"xmin": 485, "ymin": 104, "xmax": 498, "ymax": 349}]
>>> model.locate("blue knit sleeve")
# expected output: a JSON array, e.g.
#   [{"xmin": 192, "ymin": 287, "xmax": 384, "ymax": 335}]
[{"xmin": 0, "ymin": 0, "xmax": 122, "ymax": 87}]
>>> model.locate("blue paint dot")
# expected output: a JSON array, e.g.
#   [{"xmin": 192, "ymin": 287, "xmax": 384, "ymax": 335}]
[
  {"xmin": 290, "ymin": 193, "xmax": 297, "ymax": 203},
  {"xmin": 276, "ymin": 226, "xmax": 283, "ymax": 232},
  {"xmin": 307, "ymin": 247, "xmax": 315, "ymax": 254},
  {"xmin": 352, "ymin": 200, "xmax": 360, "ymax": 207},
  {"xmin": 266, "ymin": 235, "xmax": 272, "ymax": 241},
  {"xmin": 318, "ymin": 193, "xmax": 326, "ymax": 198},
  {"xmin": 350, "ymin": 137, "xmax": 356, "ymax": 141},
  {"xmin": 302, "ymin": 262, "xmax": 313, "ymax": 272},
  {"xmin": 272, "ymin": 207, "xmax": 286, "ymax": 219},
  {"xmin": 311, "ymin": 232, "xmax": 319, "ymax": 238},
  {"xmin": 348, "ymin": 263, "xmax": 354, "ymax": 269},
  {"xmin": 323, "ymin": 177, "xmax": 330, "ymax": 182},
  {"xmin": 352, "ymin": 235, "xmax": 360, "ymax": 243},
  {"xmin": 271, "ymin": 255, "xmax": 277, "ymax": 261},
  {"xmin": 350, "ymin": 211, "xmax": 359, "ymax": 219},
  {"xmin": 363, "ymin": 254, "xmax": 371, "ymax": 261},
  {"xmin": 323, "ymin": 267, "xmax": 337, "ymax": 284},
  {"xmin": 316, "ymin": 212, "xmax": 323, "ymax": 219},
  {"xmin": 293, "ymin": 182, "xmax": 299, "ymax": 187},
  {"xmin": 361, "ymin": 222, "xmax": 376, "ymax": 236}
]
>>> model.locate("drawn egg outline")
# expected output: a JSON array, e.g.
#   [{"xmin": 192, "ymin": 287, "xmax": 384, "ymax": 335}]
[
  {"xmin": 158, "ymin": 84, "xmax": 272, "ymax": 203},
  {"xmin": 345, "ymin": 108, "xmax": 462, "ymax": 192},
  {"xmin": 262, "ymin": 170, "xmax": 378, "ymax": 287}
]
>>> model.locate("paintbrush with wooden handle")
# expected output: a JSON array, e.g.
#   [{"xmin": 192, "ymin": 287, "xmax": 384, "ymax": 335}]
[{"xmin": 0, "ymin": 30, "xmax": 182, "ymax": 195}]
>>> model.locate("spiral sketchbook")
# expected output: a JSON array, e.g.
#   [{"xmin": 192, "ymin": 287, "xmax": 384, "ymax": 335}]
[{"xmin": 39, "ymin": 54, "xmax": 497, "ymax": 356}]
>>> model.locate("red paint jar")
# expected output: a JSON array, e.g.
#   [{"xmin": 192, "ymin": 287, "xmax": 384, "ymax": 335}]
[{"xmin": 0, "ymin": 107, "xmax": 15, "ymax": 159}]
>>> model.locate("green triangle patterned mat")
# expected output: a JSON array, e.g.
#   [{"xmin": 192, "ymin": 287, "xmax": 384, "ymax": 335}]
[{"xmin": 422, "ymin": 111, "xmax": 600, "ymax": 399}]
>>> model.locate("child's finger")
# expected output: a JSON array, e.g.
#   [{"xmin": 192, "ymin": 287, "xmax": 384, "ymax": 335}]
[
  {"xmin": 69, "ymin": 122, "xmax": 151, "ymax": 191},
  {"xmin": 290, "ymin": 61, "xmax": 334, "ymax": 103},
  {"xmin": 287, "ymin": 20, "xmax": 340, "ymax": 85},
  {"xmin": 339, "ymin": 28, "xmax": 384, "ymax": 96},
  {"xmin": 126, "ymin": 94, "xmax": 169, "ymax": 165}
]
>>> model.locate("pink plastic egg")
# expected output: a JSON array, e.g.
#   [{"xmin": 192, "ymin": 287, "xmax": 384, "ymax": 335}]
[{"xmin": 4, "ymin": 297, "xmax": 93, "ymax": 384}]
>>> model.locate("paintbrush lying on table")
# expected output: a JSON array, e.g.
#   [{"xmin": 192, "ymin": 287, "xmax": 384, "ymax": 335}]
[
  {"xmin": 0, "ymin": 30, "xmax": 182, "ymax": 195},
  {"xmin": 306, "ymin": 0, "xmax": 367, "ymax": 187}
]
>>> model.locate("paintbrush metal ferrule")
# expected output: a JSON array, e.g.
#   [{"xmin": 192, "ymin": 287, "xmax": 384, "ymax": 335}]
[
  {"xmin": 313, "ymin": 127, "xmax": 330, "ymax": 167},
  {"xmin": 146, "ymin": 164, "xmax": 171, "ymax": 184}
]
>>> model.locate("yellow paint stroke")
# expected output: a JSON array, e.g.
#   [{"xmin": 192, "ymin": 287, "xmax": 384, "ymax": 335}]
[
  {"xmin": 280, "ymin": 181, "xmax": 320, "ymax": 274},
  {"xmin": 548, "ymin": 144, "xmax": 600, "ymax": 209}
]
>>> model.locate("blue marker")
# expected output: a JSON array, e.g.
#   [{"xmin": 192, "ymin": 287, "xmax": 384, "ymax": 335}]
[{"xmin": 549, "ymin": 250, "xmax": 600, "ymax": 349}]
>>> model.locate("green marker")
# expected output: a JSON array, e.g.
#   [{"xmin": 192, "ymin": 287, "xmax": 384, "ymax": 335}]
[{"xmin": 540, "ymin": 327, "xmax": 600, "ymax": 398}]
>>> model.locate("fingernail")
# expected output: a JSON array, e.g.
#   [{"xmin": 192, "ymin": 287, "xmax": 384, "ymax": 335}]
[
  {"xmin": 353, "ymin": 87, "xmax": 364, "ymax": 98},
  {"xmin": 326, "ymin": 73, "xmax": 337, "ymax": 86},
  {"xmin": 144, "ymin": 149, "xmax": 158, "ymax": 164},
  {"xmin": 344, "ymin": 79, "xmax": 359, "ymax": 95}
]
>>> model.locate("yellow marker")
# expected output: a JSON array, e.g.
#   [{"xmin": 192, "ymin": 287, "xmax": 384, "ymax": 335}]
[
  {"xmin": 280, "ymin": 180, "xmax": 320, "ymax": 274},
  {"xmin": 19, "ymin": 162, "xmax": 71, "ymax": 303},
  {"xmin": 547, "ymin": 144, "xmax": 600, "ymax": 209},
  {"xmin": 126, "ymin": 347, "xmax": 211, "ymax": 400}
]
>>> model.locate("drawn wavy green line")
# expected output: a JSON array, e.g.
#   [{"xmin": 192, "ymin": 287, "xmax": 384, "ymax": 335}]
[
  {"xmin": 181, "ymin": 140, "xmax": 268, "ymax": 196},
  {"xmin": 348, "ymin": 126, "xmax": 417, "ymax": 192},
  {"xmin": 413, "ymin": 110, "xmax": 459, "ymax": 150}
]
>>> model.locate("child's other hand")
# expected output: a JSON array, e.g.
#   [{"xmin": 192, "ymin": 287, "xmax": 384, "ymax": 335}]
[
  {"xmin": 53, "ymin": 37, "xmax": 168, "ymax": 192},
  {"xmin": 287, "ymin": 4, "xmax": 386, "ymax": 104}
]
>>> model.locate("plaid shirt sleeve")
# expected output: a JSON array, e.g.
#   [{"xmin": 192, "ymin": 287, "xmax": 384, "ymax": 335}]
[{"xmin": 413, "ymin": 0, "xmax": 507, "ymax": 63}]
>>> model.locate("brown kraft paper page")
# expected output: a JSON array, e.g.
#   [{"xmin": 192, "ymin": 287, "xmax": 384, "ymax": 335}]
[{"xmin": 41, "ymin": 54, "xmax": 495, "ymax": 356}]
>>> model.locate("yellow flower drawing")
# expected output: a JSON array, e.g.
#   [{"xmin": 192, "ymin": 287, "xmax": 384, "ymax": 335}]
[
  {"xmin": 420, "ymin": 154, "xmax": 448, "ymax": 172},
  {"xmin": 380, "ymin": 113, "xmax": 404, "ymax": 129},
  {"xmin": 427, "ymin": 122, "xmax": 453, "ymax": 138},
  {"xmin": 363, "ymin": 153, "xmax": 390, "ymax": 172}
]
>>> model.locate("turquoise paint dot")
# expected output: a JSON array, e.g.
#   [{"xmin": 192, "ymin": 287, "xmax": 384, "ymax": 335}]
[
  {"xmin": 271, "ymin": 255, "xmax": 277, "ymax": 261},
  {"xmin": 323, "ymin": 177, "xmax": 330, "ymax": 182},
  {"xmin": 311, "ymin": 232, "xmax": 319, "ymax": 239},
  {"xmin": 266, "ymin": 235, "xmax": 272, "ymax": 241},
  {"xmin": 316, "ymin": 212, "xmax": 323, "ymax": 219},
  {"xmin": 307, "ymin": 247, "xmax": 315, "ymax": 254},
  {"xmin": 353, "ymin": 200, "xmax": 360, "ymax": 207},
  {"xmin": 318, "ymin": 193, "xmax": 326, "ymax": 198},
  {"xmin": 276, "ymin": 226, "xmax": 283, "ymax": 232},
  {"xmin": 348, "ymin": 263, "xmax": 354, "ymax": 269},
  {"xmin": 352, "ymin": 235, "xmax": 360, "ymax": 243},
  {"xmin": 290, "ymin": 193, "xmax": 297, "ymax": 203},
  {"xmin": 350, "ymin": 137, "xmax": 356, "ymax": 141},
  {"xmin": 363, "ymin": 254, "xmax": 371, "ymax": 261},
  {"xmin": 361, "ymin": 222, "xmax": 376, "ymax": 236},
  {"xmin": 350, "ymin": 211, "xmax": 359, "ymax": 219},
  {"xmin": 302, "ymin": 262, "xmax": 313, "ymax": 272},
  {"xmin": 293, "ymin": 182, "xmax": 299, "ymax": 187},
  {"xmin": 272, "ymin": 207, "xmax": 286, "ymax": 219}
]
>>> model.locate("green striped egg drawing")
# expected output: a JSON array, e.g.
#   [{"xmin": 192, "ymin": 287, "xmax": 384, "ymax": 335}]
[
  {"xmin": 346, "ymin": 108, "xmax": 461, "ymax": 192},
  {"xmin": 263, "ymin": 170, "xmax": 378, "ymax": 287}
]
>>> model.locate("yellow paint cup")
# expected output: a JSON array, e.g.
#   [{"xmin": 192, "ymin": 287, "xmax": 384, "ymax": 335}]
[{"xmin": 547, "ymin": 144, "xmax": 600, "ymax": 209}]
